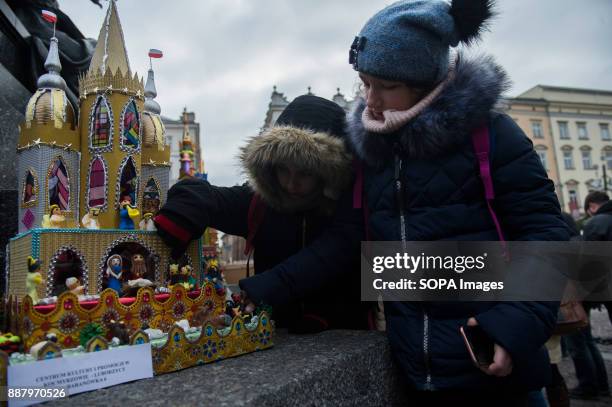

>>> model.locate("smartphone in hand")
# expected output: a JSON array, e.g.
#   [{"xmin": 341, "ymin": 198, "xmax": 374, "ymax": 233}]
[{"xmin": 459, "ymin": 325, "xmax": 495, "ymax": 368}]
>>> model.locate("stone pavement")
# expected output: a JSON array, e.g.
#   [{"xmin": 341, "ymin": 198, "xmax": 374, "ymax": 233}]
[{"xmin": 559, "ymin": 309, "xmax": 612, "ymax": 407}]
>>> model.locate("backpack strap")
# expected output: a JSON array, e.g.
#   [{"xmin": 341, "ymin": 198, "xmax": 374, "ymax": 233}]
[
  {"xmin": 471, "ymin": 125, "xmax": 509, "ymax": 258},
  {"xmin": 244, "ymin": 193, "xmax": 266, "ymax": 278},
  {"xmin": 244, "ymin": 193, "xmax": 266, "ymax": 256}
]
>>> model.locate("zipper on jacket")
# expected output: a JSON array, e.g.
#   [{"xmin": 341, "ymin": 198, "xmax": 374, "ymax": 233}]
[
  {"xmin": 423, "ymin": 312, "xmax": 433, "ymax": 390},
  {"xmin": 393, "ymin": 144, "xmax": 407, "ymax": 247},
  {"xmin": 394, "ymin": 143, "xmax": 432, "ymax": 388},
  {"xmin": 299, "ymin": 215, "xmax": 307, "ymax": 320},
  {"xmin": 302, "ymin": 216, "xmax": 307, "ymax": 248}
]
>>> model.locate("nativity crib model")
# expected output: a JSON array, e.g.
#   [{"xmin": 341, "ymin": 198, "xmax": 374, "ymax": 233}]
[{"xmin": 2, "ymin": 1, "xmax": 274, "ymax": 398}]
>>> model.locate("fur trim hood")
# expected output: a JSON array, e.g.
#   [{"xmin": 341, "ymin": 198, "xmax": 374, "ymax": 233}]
[
  {"xmin": 347, "ymin": 53, "xmax": 511, "ymax": 166},
  {"xmin": 239, "ymin": 126, "xmax": 353, "ymax": 213}
]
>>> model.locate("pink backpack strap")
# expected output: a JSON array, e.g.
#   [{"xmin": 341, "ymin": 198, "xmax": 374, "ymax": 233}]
[
  {"xmin": 471, "ymin": 125, "xmax": 509, "ymax": 258},
  {"xmin": 244, "ymin": 193, "xmax": 265, "ymax": 256}
]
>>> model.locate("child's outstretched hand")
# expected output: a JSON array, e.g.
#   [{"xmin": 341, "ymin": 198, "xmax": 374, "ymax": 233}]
[
  {"xmin": 467, "ymin": 317, "xmax": 513, "ymax": 377},
  {"xmin": 153, "ymin": 215, "xmax": 189, "ymax": 259}
]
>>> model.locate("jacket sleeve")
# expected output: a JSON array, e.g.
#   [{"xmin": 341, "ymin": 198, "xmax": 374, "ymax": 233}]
[
  {"xmin": 239, "ymin": 189, "xmax": 364, "ymax": 307},
  {"xmin": 475, "ymin": 113, "xmax": 568, "ymax": 359},
  {"xmin": 488, "ymin": 113, "xmax": 569, "ymax": 241},
  {"xmin": 154, "ymin": 178, "xmax": 253, "ymax": 249}
]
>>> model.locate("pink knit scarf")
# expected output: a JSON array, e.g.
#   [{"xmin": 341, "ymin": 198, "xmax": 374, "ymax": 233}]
[{"xmin": 362, "ymin": 67, "xmax": 456, "ymax": 134}]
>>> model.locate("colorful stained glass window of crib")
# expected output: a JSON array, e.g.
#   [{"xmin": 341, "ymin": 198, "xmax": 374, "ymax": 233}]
[
  {"xmin": 122, "ymin": 100, "xmax": 140, "ymax": 148},
  {"xmin": 48, "ymin": 157, "xmax": 69, "ymax": 210},
  {"xmin": 91, "ymin": 97, "xmax": 111, "ymax": 148},
  {"xmin": 88, "ymin": 157, "xmax": 106, "ymax": 208}
]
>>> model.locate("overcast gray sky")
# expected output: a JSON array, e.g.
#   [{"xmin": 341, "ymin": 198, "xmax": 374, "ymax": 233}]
[{"xmin": 59, "ymin": 0, "xmax": 612, "ymax": 187}]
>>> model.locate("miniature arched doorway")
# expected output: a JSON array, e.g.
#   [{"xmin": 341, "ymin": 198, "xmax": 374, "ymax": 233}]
[
  {"xmin": 48, "ymin": 157, "xmax": 70, "ymax": 210},
  {"xmin": 121, "ymin": 99, "xmax": 140, "ymax": 150},
  {"xmin": 142, "ymin": 177, "xmax": 161, "ymax": 215},
  {"xmin": 22, "ymin": 168, "xmax": 38, "ymax": 205},
  {"xmin": 100, "ymin": 240, "xmax": 159, "ymax": 297},
  {"xmin": 48, "ymin": 247, "xmax": 87, "ymax": 297},
  {"xmin": 88, "ymin": 156, "xmax": 107, "ymax": 209},
  {"xmin": 118, "ymin": 156, "xmax": 138, "ymax": 206}
]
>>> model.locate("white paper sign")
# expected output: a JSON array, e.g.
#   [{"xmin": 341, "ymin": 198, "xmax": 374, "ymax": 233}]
[{"xmin": 7, "ymin": 343, "xmax": 153, "ymax": 407}]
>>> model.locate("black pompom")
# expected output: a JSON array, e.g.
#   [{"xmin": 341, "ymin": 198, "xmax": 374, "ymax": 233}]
[{"xmin": 449, "ymin": 0, "xmax": 496, "ymax": 46}]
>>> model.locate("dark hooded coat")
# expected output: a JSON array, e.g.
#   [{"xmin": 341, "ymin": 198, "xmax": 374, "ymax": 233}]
[
  {"xmin": 346, "ymin": 54, "xmax": 570, "ymax": 391},
  {"xmin": 155, "ymin": 96, "xmax": 367, "ymax": 331}
]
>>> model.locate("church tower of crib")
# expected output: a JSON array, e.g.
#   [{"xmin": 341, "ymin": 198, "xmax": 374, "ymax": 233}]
[
  {"xmin": 140, "ymin": 61, "xmax": 171, "ymax": 216},
  {"xmin": 78, "ymin": 0, "xmax": 144, "ymax": 229},
  {"xmin": 17, "ymin": 32, "xmax": 79, "ymax": 232}
]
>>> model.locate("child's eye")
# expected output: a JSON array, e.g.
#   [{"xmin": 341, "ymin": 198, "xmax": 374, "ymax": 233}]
[{"xmin": 382, "ymin": 84, "xmax": 399, "ymax": 90}]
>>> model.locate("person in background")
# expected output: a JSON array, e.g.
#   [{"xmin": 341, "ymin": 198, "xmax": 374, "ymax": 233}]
[
  {"xmin": 563, "ymin": 192, "xmax": 612, "ymax": 400},
  {"xmin": 154, "ymin": 95, "xmax": 368, "ymax": 333}
]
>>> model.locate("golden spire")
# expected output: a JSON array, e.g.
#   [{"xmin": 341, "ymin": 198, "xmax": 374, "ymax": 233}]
[
  {"xmin": 79, "ymin": 0, "xmax": 143, "ymax": 98},
  {"xmin": 88, "ymin": 0, "xmax": 130, "ymax": 77}
]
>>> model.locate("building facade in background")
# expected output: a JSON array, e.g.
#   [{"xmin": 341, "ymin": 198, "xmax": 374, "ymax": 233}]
[
  {"xmin": 262, "ymin": 86, "xmax": 356, "ymax": 129},
  {"xmin": 503, "ymin": 86, "xmax": 612, "ymax": 217}
]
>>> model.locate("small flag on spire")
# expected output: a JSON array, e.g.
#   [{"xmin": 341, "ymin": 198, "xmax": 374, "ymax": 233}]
[
  {"xmin": 148, "ymin": 49, "xmax": 163, "ymax": 59},
  {"xmin": 41, "ymin": 10, "xmax": 57, "ymax": 24}
]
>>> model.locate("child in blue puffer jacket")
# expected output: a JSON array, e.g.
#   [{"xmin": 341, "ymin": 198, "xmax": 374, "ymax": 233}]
[{"xmin": 345, "ymin": 0, "xmax": 570, "ymax": 404}]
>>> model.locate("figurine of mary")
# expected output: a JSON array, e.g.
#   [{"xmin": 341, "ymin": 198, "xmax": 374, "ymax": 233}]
[{"xmin": 105, "ymin": 254, "xmax": 123, "ymax": 296}]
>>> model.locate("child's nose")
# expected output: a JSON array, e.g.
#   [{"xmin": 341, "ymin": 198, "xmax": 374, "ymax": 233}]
[{"xmin": 366, "ymin": 89, "xmax": 381, "ymax": 109}]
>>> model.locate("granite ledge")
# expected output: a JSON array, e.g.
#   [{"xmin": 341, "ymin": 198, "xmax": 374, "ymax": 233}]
[{"xmin": 44, "ymin": 330, "xmax": 409, "ymax": 407}]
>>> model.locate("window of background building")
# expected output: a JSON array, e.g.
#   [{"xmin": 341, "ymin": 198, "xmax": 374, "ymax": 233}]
[
  {"xmin": 604, "ymin": 149, "xmax": 612, "ymax": 170},
  {"xmin": 558, "ymin": 121, "xmax": 569, "ymax": 139},
  {"xmin": 535, "ymin": 146, "xmax": 548, "ymax": 170},
  {"xmin": 563, "ymin": 149, "xmax": 574, "ymax": 169},
  {"xmin": 601, "ymin": 123, "xmax": 611, "ymax": 141},
  {"xmin": 531, "ymin": 120, "xmax": 543, "ymax": 138},
  {"xmin": 568, "ymin": 189, "xmax": 580, "ymax": 210},
  {"xmin": 581, "ymin": 149, "xmax": 593, "ymax": 169},
  {"xmin": 577, "ymin": 122, "xmax": 588, "ymax": 140}
]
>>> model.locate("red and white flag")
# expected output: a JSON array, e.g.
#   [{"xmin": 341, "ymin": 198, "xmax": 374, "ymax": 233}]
[
  {"xmin": 148, "ymin": 49, "xmax": 163, "ymax": 58},
  {"xmin": 41, "ymin": 10, "xmax": 57, "ymax": 24}
]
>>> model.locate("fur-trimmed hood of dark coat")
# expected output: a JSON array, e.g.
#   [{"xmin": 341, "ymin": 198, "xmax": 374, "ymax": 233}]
[
  {"xmin": 347, "ymin": 53, "xmax": 511, "ymax": 165},
  {"xmin": 239, "ymin": 125, "xmax": 353, "ymax": 213}
]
